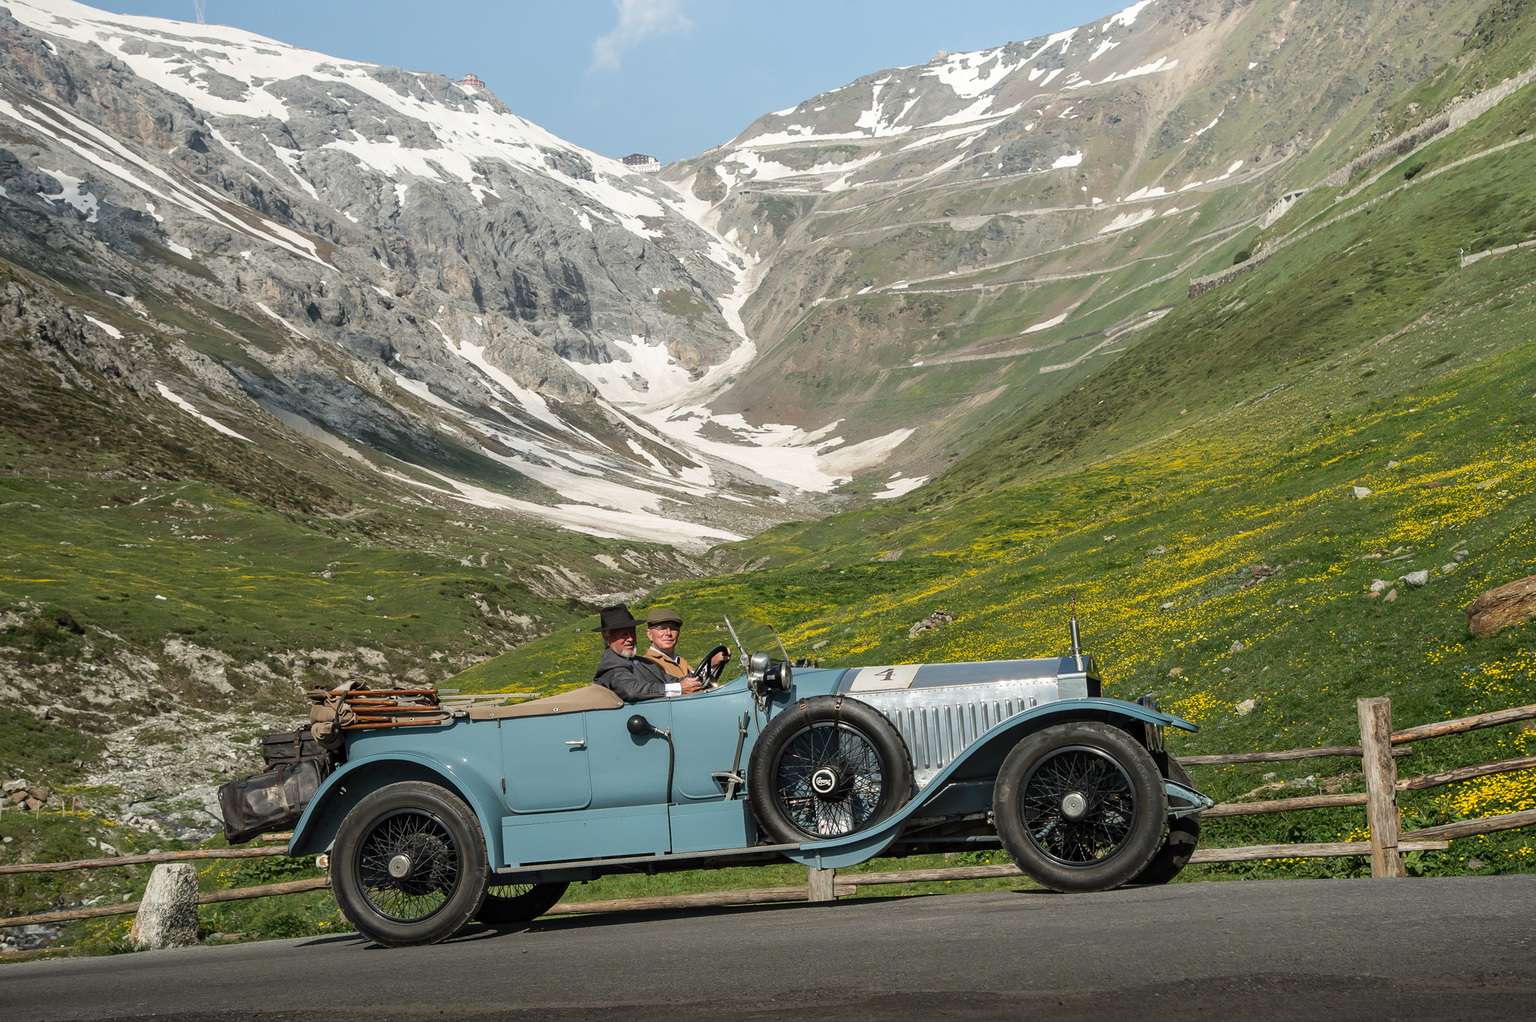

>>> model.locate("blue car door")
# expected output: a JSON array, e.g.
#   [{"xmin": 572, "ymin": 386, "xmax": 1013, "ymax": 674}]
[{"xmin": 502, "ymin": 713, "xmax": 592, "ymax": 812}]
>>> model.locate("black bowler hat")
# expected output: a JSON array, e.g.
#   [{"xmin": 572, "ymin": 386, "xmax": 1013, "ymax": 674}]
[{"xmin": 592, "ymin": 603, "xmax": 645, "ymax": 633}]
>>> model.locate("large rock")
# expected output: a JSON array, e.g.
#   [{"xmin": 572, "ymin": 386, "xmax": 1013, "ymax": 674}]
[
  {"xmin": 1465, "ymin": 575, "xmax": 1536, "ymax": 638},
  {"xmin": 129, "ymin": 863, "xmax": 200, "ymax": 950}
]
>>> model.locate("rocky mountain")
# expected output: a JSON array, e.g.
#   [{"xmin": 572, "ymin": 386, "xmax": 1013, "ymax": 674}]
[
  {"xmin": 667, "ymin": 0, "xmax": 1489, "ymax": 496},
  {"xmin": 0, "ymin": 0, "xmax": 891, "ymax": 555},
  {"xmin": 0, "ymin": 0, "xmax": 1499, "ymax": 528}
]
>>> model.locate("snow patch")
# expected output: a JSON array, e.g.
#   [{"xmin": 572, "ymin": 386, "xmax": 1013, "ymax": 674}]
[
  {"xmin": 1024, "ymin": 312, "xmax": 1069, "ymax": 334},
  {"xmin": 38, "ymin": 169, "xmax": 99, "ymax": 222},
  {"xmin": 1098, "ymin": 208, "xmax": 1156, "ymax": 234},
  {"xmin": 1089, "ymin": 39, "xmax": 1120, "ymax": 61},
  {"xmin": 82, "ymin": 314, "xmax": 121, "ymax": 338},
  {"xmin": 1108, "ymin": 1, "xmax": 1155, "ymax": 28},
  {"xmin": 874, "ymin": 475, "xmax": 928, "ymax": 500},
  {"xmin": 155, "ymin": 382, "xmax": 251, "ymax": 441},
  {"xmin": 1051, "ymin": 151, "xmax": 1084, "ymax": 169}
]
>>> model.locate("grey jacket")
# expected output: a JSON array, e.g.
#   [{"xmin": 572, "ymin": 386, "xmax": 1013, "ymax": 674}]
[{"xmin": 593, "ymin": 648, "xmax": 672, "ymax": 702}]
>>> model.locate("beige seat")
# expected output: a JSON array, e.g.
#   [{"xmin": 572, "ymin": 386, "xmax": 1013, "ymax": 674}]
[{"xmin": 466, "ymin": 684, "xmax": 624, "ymax": 721}]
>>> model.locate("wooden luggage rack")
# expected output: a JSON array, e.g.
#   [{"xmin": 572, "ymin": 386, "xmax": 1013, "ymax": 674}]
[{"xmin": 309, "ymin": 686, "xmax": 450, "ymax": 731}]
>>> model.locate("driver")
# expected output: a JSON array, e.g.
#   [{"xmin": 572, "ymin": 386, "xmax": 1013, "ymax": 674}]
[
  {"xmin": 640, "ymin": 607, "xmax": 729, "ymax": 681},
  {"xmin": 592, "ymin": 603, "xmax": 702, "ymax": 701}
]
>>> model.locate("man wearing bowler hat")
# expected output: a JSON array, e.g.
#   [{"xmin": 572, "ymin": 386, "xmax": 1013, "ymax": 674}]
[
  {"xmin": 592, "ymin": 603, "xmax": 703, "ymax": 701},
  {"xmin": 640, "ymin": 607, "xmax": 730, "ymax": 680}
]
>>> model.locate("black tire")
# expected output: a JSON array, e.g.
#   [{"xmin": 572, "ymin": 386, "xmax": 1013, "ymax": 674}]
[
  {"xmin": 330, "ymin": 780, "xmax": 488, "ymax": 947},
  {"xmin": 748, "ymin": 696, "xmax": 914, "ymax": 843},
  {"xmin": 475, "ymin": 880, "xmax": 569, "ymax": 924},
  {"xmin": 1130, "ymin": 759, "xmax": 1202, "ymax": 886},
  {"xmin": 992, "ymin": 721, "xmax": 1167, "ymax": 893}
]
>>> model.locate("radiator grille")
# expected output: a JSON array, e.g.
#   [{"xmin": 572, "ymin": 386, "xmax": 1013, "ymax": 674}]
[{"xmin": 857, "ymin": 680, "xmax": 1059, "ymax": 787}]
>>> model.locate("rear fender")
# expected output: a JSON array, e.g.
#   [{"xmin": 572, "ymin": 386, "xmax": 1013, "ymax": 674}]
[
  {"xmin": 786, "ymin": 697, "xmax": 1196, "ymax": 869},
  {"xmin": 288, "ymin": 753, "xmax": 504, "ymax": 864}
]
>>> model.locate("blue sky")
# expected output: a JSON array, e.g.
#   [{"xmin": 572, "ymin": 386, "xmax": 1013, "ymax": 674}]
[{"xmin": 102, "ymin": 1, "xmax": 1129, "ymax": 162}]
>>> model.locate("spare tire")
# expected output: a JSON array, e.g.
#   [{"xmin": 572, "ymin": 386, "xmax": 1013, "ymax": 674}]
[{"xmin": 748, "ymin": 695, "xmax": 913, "ymax": 843}]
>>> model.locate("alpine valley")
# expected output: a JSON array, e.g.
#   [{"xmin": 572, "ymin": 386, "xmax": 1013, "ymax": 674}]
[{"xmin": 3, "ymin": 0, "xmax": 1536, "ymax": 900}]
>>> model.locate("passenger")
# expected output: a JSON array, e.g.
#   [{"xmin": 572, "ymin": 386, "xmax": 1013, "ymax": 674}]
[
  {"xmin": 640, "ymin": 607, "xmax": 730, "ymax": 681},
  {"xmin": 591, "ymin": 603, "xmax": 702, "ymax": 701}
]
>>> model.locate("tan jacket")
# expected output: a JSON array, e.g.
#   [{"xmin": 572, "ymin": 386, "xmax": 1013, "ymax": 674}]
[{"xmin": 641, "ymin": 648, "xmax": 692, "ymax": 679}]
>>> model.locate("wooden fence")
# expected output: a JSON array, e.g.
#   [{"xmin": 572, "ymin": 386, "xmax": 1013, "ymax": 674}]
[{"xmin": 3, "ymin": 697, "xmax": 1534, "ymax": 932}]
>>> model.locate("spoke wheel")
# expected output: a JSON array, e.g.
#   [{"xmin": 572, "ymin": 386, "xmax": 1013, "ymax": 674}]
[
  {"xmin": 1019, "ymin": 746, "xmax": 1138, "ymax": 866},
  {"xmin": 355, "ymin": 809, "xmax": 461, "ymax": 921},
  {"xmin": 748, "ymin": 696, "xmax": 913, "ymax": 843},
  {"xmin": 332, "ymin": 781, "xmax": 487, "ymax": 947},
  {"xmin": 475, "ymin": 881, "xmax": 569, "ymax": 924},
  {"xmin": 993, "ymin": 722, "xmax": 1166, "ymax": 893}
]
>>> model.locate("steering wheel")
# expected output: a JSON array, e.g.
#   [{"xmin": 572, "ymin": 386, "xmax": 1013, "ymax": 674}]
[{"xmin": 694, "ymin": 645, "xmax": 732, "ymax": 690}]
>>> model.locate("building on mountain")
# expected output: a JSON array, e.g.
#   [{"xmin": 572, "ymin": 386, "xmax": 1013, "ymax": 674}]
[
  {"xmin": 458, "ymin": 74, "xmax": 485, "ymax": 89},
  {"xmin": 622, "ymin": 153, "xmax": 661, "ymax": 173}
]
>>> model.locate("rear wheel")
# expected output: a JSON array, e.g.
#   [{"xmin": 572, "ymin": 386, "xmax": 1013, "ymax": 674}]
[
  {"xmin": 992, "ymin": 722, "xmax": 1167, "ymax": 893},
  {"xmin": 475, "ymin": 880, "xmax": 569, "ymax": 924},
  {"xmin": 748, "ymin": 696, "xmax": 913, "ymax": 843},
  {"xmin": 331, "ymin": 781, "xmax": 488, "ymax": 947}
]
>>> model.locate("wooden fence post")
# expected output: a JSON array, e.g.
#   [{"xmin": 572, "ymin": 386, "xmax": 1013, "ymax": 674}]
[
  {"xmin": 1357, "ymin": 696, "xmax": 1406, "ymax": 878},
  {"xmin": 807, "ymin": 865, "xmax": 837, "ymax": 903}
]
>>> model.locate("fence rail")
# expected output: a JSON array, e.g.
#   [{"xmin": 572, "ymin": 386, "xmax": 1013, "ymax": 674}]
[
  {"xmin": 0, "ymin": 877, "xmax": 330, "ymax": 929},
  {"xmin": 4, "ymin": 699, "xmax": 1534, "ymax": 933}
]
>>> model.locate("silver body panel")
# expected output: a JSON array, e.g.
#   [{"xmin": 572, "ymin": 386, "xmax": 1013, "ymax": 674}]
[{"xmin": 856, "ymin": 678, "xmax": 1061, "ymax": 788}]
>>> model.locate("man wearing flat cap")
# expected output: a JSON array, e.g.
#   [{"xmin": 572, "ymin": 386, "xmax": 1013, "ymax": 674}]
[
  {"xmin": 592, "ymin": 603, "xmax": 703, "ymax": 701},
  {"xmin": 640, "ymin": 607, "xmax": 729, "ymax": 681}
]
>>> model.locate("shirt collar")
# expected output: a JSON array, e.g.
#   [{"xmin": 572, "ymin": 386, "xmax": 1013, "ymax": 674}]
[{"xmin": 648, "ymin": 646, "xmax": 681, "ymax": 664}]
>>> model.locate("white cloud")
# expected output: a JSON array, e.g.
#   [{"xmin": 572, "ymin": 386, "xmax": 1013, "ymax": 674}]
[{"xmin": 591, "ymin": 0, "xmax": 691, "ymax": 71}]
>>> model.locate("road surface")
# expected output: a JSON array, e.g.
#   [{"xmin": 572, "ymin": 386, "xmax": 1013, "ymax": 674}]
[{"xmin": 4, "ymin": 876, "xmax": 1534, "ymax": 1021}]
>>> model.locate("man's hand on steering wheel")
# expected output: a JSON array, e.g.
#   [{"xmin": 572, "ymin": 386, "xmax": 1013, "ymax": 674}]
[{"xmin": 693, "ymin": 645, "xmax": 732, "ymax": 690}]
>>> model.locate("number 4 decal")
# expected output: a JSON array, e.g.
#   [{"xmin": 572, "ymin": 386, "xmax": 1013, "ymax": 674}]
[{"xmin": 848, "ymin": 665, "xmax": 921, "ymax": 691}]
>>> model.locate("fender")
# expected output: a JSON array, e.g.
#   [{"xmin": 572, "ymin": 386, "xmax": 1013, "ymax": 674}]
[
  {"xmin": 782, "ymin": 697, "xmax": 1196, "ymax": 869},
  {"xmin": 288, "ymin": 752, "xmax": 506, "ymax": 865}
]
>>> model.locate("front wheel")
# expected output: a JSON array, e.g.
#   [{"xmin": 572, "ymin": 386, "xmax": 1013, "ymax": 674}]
[
  {"xmin": 747, "ymin": 696, "xmax": 913, "ymax": 843},
  {"xmin": 331, "ymin": 780, "xmax": 488, "ymax": 947},
  {"xmin": 1130, "ymin": 758, "xmax": 1201, "ymax": 886},
  {"xmin": 475, "ymin": 880, "xmax": 569, "ymax": 924},
  {"xmin": 992, "ymin": 721, "xmax": 1167, "ymax": 893}
]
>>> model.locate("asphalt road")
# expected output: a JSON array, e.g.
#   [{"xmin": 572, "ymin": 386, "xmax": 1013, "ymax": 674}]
[{"xmin": 3, "ymin": 876, "xmax": 1534, "ymax": 1021}]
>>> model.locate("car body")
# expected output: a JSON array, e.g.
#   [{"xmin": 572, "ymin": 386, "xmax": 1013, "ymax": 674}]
[{"xmin": 290, "ymin": 641, "xmax": 1211, "ymax": 946}]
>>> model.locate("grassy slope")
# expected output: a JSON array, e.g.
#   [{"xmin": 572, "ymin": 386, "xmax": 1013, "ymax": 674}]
[{"xmin": 461, "ymin": 65, "xmax": 1536, "ymax": 883}]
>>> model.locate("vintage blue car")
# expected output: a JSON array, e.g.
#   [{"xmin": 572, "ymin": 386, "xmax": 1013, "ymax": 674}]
[{"xmin": 287, "ymin": 625, "xmax": 1210, "ymax": 946}]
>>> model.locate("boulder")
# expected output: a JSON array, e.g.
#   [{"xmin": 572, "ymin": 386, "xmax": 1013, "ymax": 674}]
[
  {"xmin": 130, "ymin": 863, "xmax": 201, "ymax": 949},
  {"xmin": 908, "ymin": 610, "xmax": 955, "ymax": 639},
  {"xmin": 1465, "ymin": 575, "xmax": 1536, "ymax": 638}
]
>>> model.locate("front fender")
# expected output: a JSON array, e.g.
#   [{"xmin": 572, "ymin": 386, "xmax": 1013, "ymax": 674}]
[
  {"xmin": 784, "ymin": 697, "xmax": 1197, "ymax": 869},
  {"xmin": 288, "ymin": 752, "xmax": 505, "ymax": 865}
]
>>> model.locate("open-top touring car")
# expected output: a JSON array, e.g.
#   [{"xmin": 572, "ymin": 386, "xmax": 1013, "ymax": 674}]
[{"xmin": 267, "ymin": 618, "xmax": 1210, "ymax": 946}]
